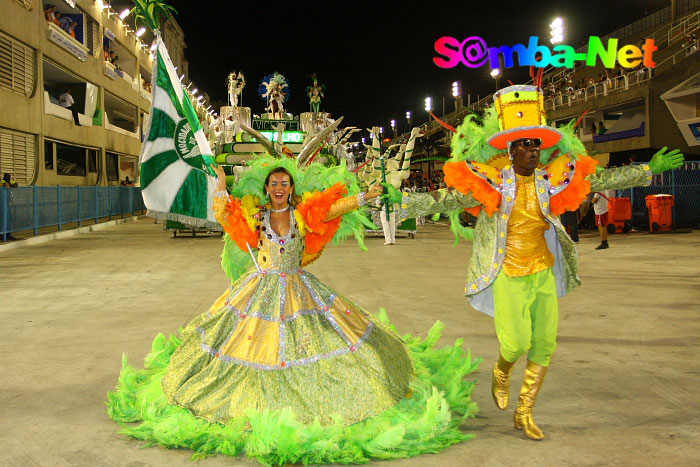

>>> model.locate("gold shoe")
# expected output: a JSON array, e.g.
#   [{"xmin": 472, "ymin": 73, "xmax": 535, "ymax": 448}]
[
  {"xmin": 491, "ymin": 355, "xmax": 515, "ymax": 410},
  {"xmin": 513, "ymin": 360, "xmax": 547, "ymax": 441}
]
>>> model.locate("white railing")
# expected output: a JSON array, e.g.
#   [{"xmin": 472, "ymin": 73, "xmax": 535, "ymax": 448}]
[
  {"xmin": 667, "ymin": 11, "xmax": 700, "ymax": 46},
  {"xmin": 544, "ymin": 69, "xmax": 653, "ymax": 110}
]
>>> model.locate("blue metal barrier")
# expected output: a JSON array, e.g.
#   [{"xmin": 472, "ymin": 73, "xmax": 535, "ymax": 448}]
[
  {"xmin": 0, "ymin": 186, "xmax": 146, "ymax": 241},
  {"xmin": 619, "ymin": 161, "xmax": 700, "ymax": 230}
]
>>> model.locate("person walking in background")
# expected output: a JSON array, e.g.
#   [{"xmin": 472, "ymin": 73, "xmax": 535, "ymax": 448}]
[
  {"xmin": 1, "ymin": 173, "xmax": 18, "ymax": 241},
  {"xmin": 59, "ymin": 89, "xmax": 80, "ymax": 126},
  {"xmin": 592, "ymin": 189, "xmax": 615, "ymax": 250}
]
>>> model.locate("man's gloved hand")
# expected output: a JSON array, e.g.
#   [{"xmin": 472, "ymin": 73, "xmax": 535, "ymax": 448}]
[
  {"xmin": 379, "ymin": 182, "xmax": 402, "ymax": 204},
  {"xmin": 649, "ymin": 147, "xmax": 684, "ymax": 174}
]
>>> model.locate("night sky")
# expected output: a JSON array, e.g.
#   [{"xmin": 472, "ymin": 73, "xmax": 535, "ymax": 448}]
[{"xmin": 170, "ymin": 0, "xmax": 670, "ymax": 135}]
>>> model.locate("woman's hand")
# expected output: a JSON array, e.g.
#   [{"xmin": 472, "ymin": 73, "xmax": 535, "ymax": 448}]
[
  {"xmin": 364, "ymin": 183, "xmax": 385, "ymax": 200},
  {"xmin": 213, "ymin": 164, "xmax": 227, "ymax": 192}
]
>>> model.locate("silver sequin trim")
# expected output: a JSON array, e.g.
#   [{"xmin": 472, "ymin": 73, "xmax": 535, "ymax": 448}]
[{"xmin": 196, "ymin": 322, "xmax": 375, "ymax": 371}]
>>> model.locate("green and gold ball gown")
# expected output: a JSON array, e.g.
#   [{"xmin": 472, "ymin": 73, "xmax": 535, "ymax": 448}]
[{"xmin": 107, "ymin": 157, "xmax": 481, "ymax": 465}]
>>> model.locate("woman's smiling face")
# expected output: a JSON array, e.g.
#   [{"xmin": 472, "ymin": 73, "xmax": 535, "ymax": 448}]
[{"xmin": 266, "ymin": 172, "xmax": 293, "ymax": 208}]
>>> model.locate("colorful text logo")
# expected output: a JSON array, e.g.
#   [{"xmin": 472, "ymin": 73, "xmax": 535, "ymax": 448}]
[{"xmin": 433, "ymin": 36, "xmax": 657, "ymax": 70}]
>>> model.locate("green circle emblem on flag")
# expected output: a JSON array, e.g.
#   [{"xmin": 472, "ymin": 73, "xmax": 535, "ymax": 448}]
[{"xmin": 175, "ymin": 119, "xmax": 207, "ymax": 172}]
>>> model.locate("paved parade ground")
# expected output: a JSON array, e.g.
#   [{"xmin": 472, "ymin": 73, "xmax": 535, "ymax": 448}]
[{"xmin": 1, "ymin": 218, "xmax": 699, "ymax": 466}]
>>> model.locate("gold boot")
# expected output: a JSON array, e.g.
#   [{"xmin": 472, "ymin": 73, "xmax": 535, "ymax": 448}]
[
  {"xmin": 491, "ymin": 355, "xmax": 515, "ymax": 410},
  {"xmin": 513, "ymin": 360, "xmax": 547, "ymax": 440}
]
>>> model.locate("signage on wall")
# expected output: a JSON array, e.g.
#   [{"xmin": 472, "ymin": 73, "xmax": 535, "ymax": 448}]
[
  {"xmin": 251, "ymin": 118, "xmax": 300, "ymax": 132},
  {"xmin": 104, "ymin": 28, "xmax": 116, "ymax": 41},
  {"xmin": 47, "ymin": 26, "xmax": 87, "ymax": 61}
]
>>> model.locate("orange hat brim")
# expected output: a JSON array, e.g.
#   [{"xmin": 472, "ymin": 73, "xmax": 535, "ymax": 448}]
[{"xmin": 488, "ymin": 126, "xmax": 563, "ymax": 150}]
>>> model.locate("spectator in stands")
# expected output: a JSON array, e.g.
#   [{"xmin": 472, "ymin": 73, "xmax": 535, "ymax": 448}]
[
  {"xmin": 59, "ymin": 17, "xmax": 78, "ymax": 39},
  {"xmin": 1, "ymin": 173, "xmax": 18, "ymax": 241},
  {"xmin": 59, "ymin": 89, "xmax": 81, "ymax": 126},
  {"xmin": 592, "ymin": 190, "xmax": 615, "ymax": 250},
  {"xmin": 44, "ymin": 4, "xmax": 57, "ymax": 22},
  {"xmin": 53, "ymin": 11, "xmax": 62, "ymax": 27},
  {"xmin": 590, "ymin": 122, "xmax": 597, "ymax": 136},
  {"xmin": 112, "ymin": 55, "xmax": 121, "ymax": 71},
  {"xmin": 598, "ymin": 121, "xmax": 607, "ymax": 135},
  {"xmin": 109, "ymin": 50, "xmax": 115, "ymax": 64},
  {"xmin": 121, "ymin": 176, "xmax": 135, "ymax": 187},
  {"xmin": 686, "ymin": 34, "xmax": 698, "ymax": 57}
]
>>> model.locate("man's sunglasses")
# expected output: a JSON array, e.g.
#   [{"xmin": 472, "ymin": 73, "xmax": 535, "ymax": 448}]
[{"xmin": 515, "ymin": 138, "xmax": 542, "ymax": 148}]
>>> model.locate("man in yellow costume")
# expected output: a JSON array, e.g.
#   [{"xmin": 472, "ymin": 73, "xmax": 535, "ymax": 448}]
[{"xmin": 383, "ymin": 84, "xmax": 684, "ymax": 440}]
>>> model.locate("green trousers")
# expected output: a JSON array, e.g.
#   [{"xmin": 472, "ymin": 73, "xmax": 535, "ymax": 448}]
[{"xmin": 493, "ymin": 267, "xmax": 558, "ymax": 366}]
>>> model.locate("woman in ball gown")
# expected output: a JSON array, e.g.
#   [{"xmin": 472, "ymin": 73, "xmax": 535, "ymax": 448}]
[{"xmin": 108, "ymin": 157, "xmax": 480, "ymax": 465}]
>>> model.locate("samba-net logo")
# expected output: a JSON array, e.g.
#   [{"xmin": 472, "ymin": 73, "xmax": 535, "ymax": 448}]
[{"xmin": 433, "ymin": 36, "xmax": 657, "ymax": 69}]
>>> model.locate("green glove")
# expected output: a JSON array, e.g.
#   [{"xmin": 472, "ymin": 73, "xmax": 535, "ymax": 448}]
[
  {"xmin": 380, "ymin": 182, "xmax": 402, "ymax": 204},
  {"xmin": 649, "ymin": 147, "xmax": 684, "ymax": 174}
]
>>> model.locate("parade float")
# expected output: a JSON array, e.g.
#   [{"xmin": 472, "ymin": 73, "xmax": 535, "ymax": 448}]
[
  {"xmin": 162, "ymin": 68, "xmax": 423, "ymax": 239},
  {"xmin": 207, "ymin": 72, "xmax": 360, "ymax": 183}
]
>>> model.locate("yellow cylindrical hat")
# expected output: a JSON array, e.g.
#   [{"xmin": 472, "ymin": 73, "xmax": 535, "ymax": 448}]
[{"xmin": 487, "ymin": 85, "xmax": 562, "ymax": 150}]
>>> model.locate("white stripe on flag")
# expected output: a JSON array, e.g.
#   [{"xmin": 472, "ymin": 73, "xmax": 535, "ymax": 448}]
[
  {"xmin": 140, "ymin": 137, "xmax": 176, "ymax": 165},
  {"xmin": 141, "ymin": 160, "xmax": 192, "ymax": 212},
  {"xmin": 193, "ymin": 128, "xmax": 213, "ymax": 157},
  {"xmin": 153, "ymin": 85, "xmax": 181, "ymax": 124}
]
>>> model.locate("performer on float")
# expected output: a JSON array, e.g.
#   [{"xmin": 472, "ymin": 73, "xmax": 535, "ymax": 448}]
[
  {"xmin": 108, "ymin": 150, "xmax": 481, "ymax": 463},
  {"xmin": 259, "ymin": 72, "xmax": 289, "ymax": 119},
  {"xmin": 227, "ymin": 70, "xmax": 246, "ymax": 107},
  {"xmin": 307, "ymin": 73, "xmax": 325, "ymax": 114},
  {"xmin": 382, "ymin": 83, "xmax": 684, "ymax": 440}
]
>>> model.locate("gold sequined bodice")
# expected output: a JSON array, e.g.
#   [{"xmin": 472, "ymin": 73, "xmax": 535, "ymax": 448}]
[
  {"xmin": 503, "ymin": 174, "xmax": 554, "ymax": 277},
  {"xmin": 257, "ymin": 208, "xmax": 305, "ymax": 271}
]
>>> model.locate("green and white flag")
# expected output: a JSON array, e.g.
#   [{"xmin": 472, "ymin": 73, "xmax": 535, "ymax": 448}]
[{"xmin": 139, "ymin": 36, "xmax": 219, "ymax": 229}]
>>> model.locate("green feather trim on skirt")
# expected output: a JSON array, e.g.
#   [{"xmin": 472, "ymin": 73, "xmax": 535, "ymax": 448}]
[{"xmin": 106, "ymin": 310, "xmax": 481, "ymax": 465}]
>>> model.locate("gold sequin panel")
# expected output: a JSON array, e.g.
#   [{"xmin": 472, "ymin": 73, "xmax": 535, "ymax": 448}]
[
  {"xmin": 503, "ymin": 174, "xmax": 554, "ymax": 277},
  {"xmin": 162, "ymin": 271, "xmax": 414, "ymax": 425}
]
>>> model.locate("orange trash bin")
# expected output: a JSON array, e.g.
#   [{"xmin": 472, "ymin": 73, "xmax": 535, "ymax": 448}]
[
  {"xmin": 645, "ymin": 194, "xmax": 674, "ymax": 232},
  {"xmin": 608, "ymin": 197, "xmax": 632, "ymax": 233}
]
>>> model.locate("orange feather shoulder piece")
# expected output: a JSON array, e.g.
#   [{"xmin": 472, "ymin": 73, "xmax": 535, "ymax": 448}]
[
  {"xmin": 295, "ymin": 183, "xmax": 348, "ymax": 256},
  {"xmin": 443, "ymin": 161, "xmax": 502, "ymax": 216},
  {"xmin": 223, "ymin": 196, "xmax": 259, "ymax": 252},
  {"xmin": 547, "ymin": 155, "xmax": 598, "ymax": 216}
]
